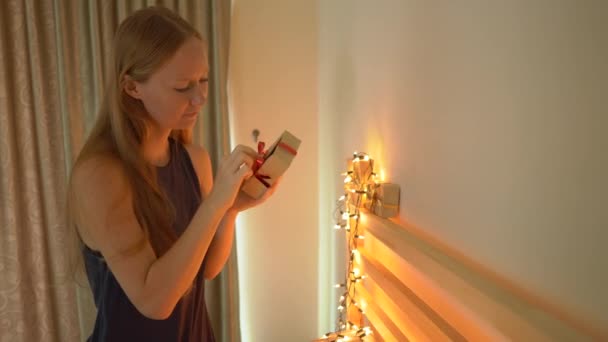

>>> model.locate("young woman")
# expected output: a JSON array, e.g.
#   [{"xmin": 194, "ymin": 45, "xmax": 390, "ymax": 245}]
[{"xmin": 67, "ymin": 7, "xmax": 278, "ymax": 341}]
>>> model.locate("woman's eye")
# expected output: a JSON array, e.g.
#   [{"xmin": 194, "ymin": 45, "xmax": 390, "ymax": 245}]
[
  {"xmin": 176, "ymin": 85, "xmax": 191, "ymax": 92},
  {"xmin": 176, "ymin": 79, "xmax": 208, "ymax": 92}
]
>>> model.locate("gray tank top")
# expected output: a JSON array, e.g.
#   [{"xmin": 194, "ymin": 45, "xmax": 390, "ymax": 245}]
[{"xmin": 83, "ymin": 137, "xmax": 215, "ymax": 341}]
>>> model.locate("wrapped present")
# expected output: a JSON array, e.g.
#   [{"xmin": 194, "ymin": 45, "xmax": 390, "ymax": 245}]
[
  {"xmin": 365, "ymin": 183, "xmax": 400, "ymax": 218},
  {"xmin": 241, "ymin": 130, "xmax": 301, "ymax": 199},
  {"xmin": 346, "ymin": 154, "xmax": 374, "ymax": 208}
]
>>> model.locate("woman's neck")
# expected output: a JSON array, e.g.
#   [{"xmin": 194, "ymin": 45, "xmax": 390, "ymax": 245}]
[{"xmin": 143, "ymin": 128, "xmax": 172, "ymax": 167}]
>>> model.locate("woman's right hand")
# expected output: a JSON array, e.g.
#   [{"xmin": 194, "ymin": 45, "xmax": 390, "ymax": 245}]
[{"xmin": 208, "ymin": 145, "xmax": 257, "ymax": 212}]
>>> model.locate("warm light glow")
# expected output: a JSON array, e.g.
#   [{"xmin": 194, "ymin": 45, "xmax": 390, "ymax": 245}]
[
  {"xmin": 359, "ymin": 212, "xmax": 367, "ymax": 224},
  {"xmin": 379, "ymin": 168, "xmax": 386, "ymax": 182},
  {"xmin": 359, "ymin": 299, "xmax": 367, "ymax": 311},
  {"xmin": 352, "ymin": 249, "xmax": 361, "ymax": 264}
]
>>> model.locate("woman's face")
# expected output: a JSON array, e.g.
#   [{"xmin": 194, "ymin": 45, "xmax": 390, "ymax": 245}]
[{"xmin": 128, "ymin": 37, "xmax": 209, "ymax": 131}]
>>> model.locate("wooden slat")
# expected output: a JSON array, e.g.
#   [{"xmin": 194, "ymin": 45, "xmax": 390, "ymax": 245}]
[
  {"xmin": 360, "ymin": 254, "xmax": 462, "ymax": 341},
  {"xmin": 358, "ymin": 288, "xmax": 409, "ymax": 342},
  {"xmin": 354, "ymin": 210, "xmax": 604, "ymax": 341},
  {"xmin": 361, "ymin": 230, "xmax": 508, "ymax": 342},
  {"xmin": 366, "ymin": 321, "xmax": 384, "ymax": 342}
]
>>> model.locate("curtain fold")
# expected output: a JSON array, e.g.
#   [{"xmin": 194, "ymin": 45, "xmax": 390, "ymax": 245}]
[
  {"xmin": 0, "ymin": 1, "xmax": 238, "ymax": 341},
  {"xmin": 203, "ymin": 2, "xmax": 241, "ymax": 342}
]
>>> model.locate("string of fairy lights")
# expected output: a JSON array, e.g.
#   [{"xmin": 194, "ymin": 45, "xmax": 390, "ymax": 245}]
[{"xmin": 320, "ymin": 152, "xmax": 378, "ymax": 342}]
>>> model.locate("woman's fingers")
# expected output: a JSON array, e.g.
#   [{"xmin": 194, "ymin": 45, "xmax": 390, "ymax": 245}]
[
  {"xmin": 228, "ymin": 152, "xmax": 254, "ymax": 173},
  {"xmin": 233, "ymin": 144, "xmax": 258, "ymax": 158},
  {"xmin": 237, "ymin": 163, "xmax": 254, "ymax": 180}
]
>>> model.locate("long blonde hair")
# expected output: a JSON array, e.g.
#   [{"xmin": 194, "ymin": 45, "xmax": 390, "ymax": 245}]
[{"xmin": 68, "ymin": 7, "xmax": 206, "ymax": 257}]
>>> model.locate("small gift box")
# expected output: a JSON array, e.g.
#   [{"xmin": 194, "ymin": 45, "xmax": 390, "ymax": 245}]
[
  {"xmin": 241, "ymin": 130, "xmax": 301, "ymax": 199},
  {"xmin": 365, "ymin": 183, "xmax": 400, "ymax": 218}
]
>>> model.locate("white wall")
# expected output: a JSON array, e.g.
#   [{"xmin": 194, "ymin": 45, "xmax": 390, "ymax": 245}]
[
  {"xmin": 319, "ymin": 0, "xmax": 608, "ymax": 327},
  {"xmin": 231, "ymin": 0, "xmax": 608, "ymax": 337},
  {"xmin": 229, "ymin": 1, "xmax": 319, "ymax": 341}
]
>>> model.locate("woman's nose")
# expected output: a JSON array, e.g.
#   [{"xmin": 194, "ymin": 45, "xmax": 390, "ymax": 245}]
[
  {"xmin": 190, "ymin": 96, "xmax": 202, "ymax": 106},
  {"xmin": 190, "ymin": 84, "xmax": 207, "ymax": 106}
]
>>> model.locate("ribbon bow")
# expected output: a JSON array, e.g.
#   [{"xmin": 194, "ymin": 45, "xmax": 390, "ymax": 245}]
[{"xmin": 253, "ymin": 141, "xmax": 272, "ymax": 187}]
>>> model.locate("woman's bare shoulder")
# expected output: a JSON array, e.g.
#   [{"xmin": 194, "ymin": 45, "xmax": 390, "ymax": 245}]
[
  {"xmin": 71, "ymin": 153, "xmax": 131, "ymax": 196},
  {"xmin": 70, "ymin": 152, "xmax": 135, "ymax": 250},
  {"xmin": 183, "ymin": 143, "xmax": 213, "ymax": 194},
  {"xmin": 183, "ymin": 143, "xmax": 211, "ymax": 167}
]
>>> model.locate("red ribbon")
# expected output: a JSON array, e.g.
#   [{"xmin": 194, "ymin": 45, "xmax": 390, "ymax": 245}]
[
  {"xmin": 253, "ymin": 141, "xmax": 271, "ymax": 187},
  {"xmin": 253, "ymin": 141, "xmax": 265, "ymax": 173},
  {"xmin": 278, "ymin": 142, "xmax": 298, "ymax": 156},
  {"xmin": 252, "ymin": 140, "xmax": 298, "ymax": 188}
]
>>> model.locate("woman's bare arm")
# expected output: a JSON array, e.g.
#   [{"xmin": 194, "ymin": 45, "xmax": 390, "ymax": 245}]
[{"xmin": 72, "ymin": 151, "xmax": 251, "ymax": 319}]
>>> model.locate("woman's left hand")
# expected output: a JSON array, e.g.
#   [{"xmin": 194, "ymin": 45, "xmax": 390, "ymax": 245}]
[{"xmin": 231, "ymin": 176, "xmax": 282, "ymax": 212}]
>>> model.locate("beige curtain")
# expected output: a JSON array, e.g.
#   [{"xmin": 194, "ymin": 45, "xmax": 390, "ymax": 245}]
[{"xmin": 0, "ymin": 1, "xmax": 239, "ymax": 341}]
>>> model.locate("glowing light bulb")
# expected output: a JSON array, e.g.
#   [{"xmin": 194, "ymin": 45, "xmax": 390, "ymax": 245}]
[{"xmin": 352, "ymin": 249, "xmax": 361, "ymax": 264}]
